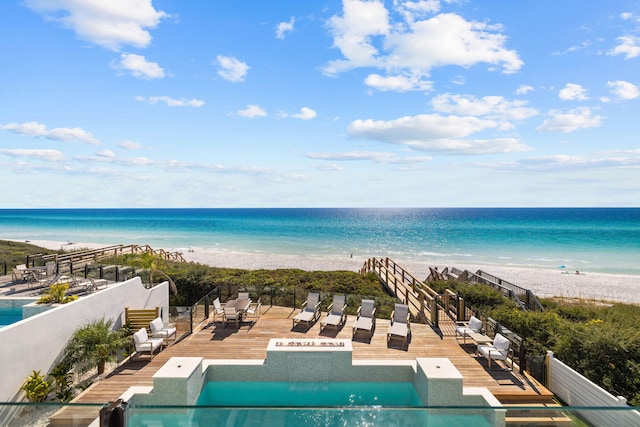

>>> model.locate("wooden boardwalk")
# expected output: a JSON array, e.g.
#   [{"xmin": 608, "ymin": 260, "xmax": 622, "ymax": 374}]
[{"xmin": 50, "ymin": 305, "xmax": 552, "ymax": 427}]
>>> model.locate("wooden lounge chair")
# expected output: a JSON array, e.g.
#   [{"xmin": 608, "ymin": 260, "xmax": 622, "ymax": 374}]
[
  {"xmin": 387, "ymin": 303, "xmax": 411, "ymax": 349},
  {"xmin": 320, "ymin": 295, "xmax": 347, "ymax": 332},
  {"xmin": 132, "ymin": 328, "xmax": 163, "ymax": 360},
  {"xmin": 292, "ymin": 292, "xmax": 321, "ymax": 329},
  {"xmin": 455, "ymin": 316, "xmax": 483, "ymax": 344},
  {"xmin": 477, "ymin": 333, "xmax": 513, "ymax": 370},
  {"xmin": 352, "ymin": 299, "xmax": 376, "ymax": 340},
  {"xmin": 149, "ymin": 316, "xmax": 177, "ymax": 344}
]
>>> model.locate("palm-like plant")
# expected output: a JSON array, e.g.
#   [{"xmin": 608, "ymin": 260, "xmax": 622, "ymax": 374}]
[{"xmin": 63, "ymin": 318, "xmax": 130, "ymax": 375}]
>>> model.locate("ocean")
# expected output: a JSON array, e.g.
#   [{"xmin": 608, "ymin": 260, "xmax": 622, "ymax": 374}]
[{"xmin": 0, "ymin": 208, "xmax": 639, "ymax": 275}]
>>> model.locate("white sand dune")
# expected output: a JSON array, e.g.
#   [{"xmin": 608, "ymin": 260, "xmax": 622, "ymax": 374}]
[{"xmin": 23, "ymin": 239, "xmax": 640, "ymax": 304}]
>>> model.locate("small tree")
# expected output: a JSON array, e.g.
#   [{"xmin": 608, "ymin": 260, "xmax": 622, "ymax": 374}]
[{"xmin": 63, "ymin": 318, "xmax": 130, "ymax": 375}]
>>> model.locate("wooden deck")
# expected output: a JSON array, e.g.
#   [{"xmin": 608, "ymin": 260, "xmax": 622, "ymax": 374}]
[{"xmin": 49, "ymin": 305, "xmax": 553, "ymax": 427}]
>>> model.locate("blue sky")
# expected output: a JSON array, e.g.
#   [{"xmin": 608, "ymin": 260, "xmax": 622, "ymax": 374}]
[{"xmin": 1, "ymin": 0, "xmax": 640, "ymax": 208}]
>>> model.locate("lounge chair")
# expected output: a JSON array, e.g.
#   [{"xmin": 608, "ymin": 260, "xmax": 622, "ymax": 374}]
[
  {"xmin": 132, "ymin": 327, "xmax": 163, "ymax": 360},
  {"xmin": 320, "ymin": 295, "xmax": 347, "ymax": 332},
  {"xmin": 387, "ymin": 303, "xmax": 411, "ymax": 349},
  {"xmin": 352, "ymin": 299, "xmax": 376, "ymax": 340},
  {"xmin": 455, "ymin": 316, "xmax": 483, "ymax": 344},
  {"xmin": 213, "ymin": 297, "xmax": 225, "ymax": 323},
  {"xmin": 477, "ymin": 333, "xmax": 513, "ymax": 370},
  {"xmin": 238, "ymin": 292, "xmax": 249, "ymax": 300},
  {"xmin": 149, "ymin": 316, "xmax": 177, "ymax": 344},
  {"xmin": 223, "ymin": 306, "xmax": 241, "ymax": 330},
  {"xmin": 292, "ymin": 292, "xmax": 321, "ymax": 329}
]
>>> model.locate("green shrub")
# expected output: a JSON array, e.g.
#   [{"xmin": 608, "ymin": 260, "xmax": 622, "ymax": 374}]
[
  {"xmin": 21, "ymin": 370, "xmax": 50, "ymax": 402},
  {"xmin": 37, "ymin": 283, "xmax": 78, "ymax": 304}
]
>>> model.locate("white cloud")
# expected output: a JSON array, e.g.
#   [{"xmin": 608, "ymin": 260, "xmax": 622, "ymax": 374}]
[
  {"xmin": 135, "ymin": 95, "xmax": 205, "ymax": 107},
  {"xmin": 431, "ymin": 93, "xmax": 538, "ymax": 121},
  {"xmin": 95, "ymin": 149, "xmax": 115, "ymax": 159},
  {"xmin": 364, "ymin": 73, "xmax": 432, "ymax": 91},
  {"xmin": 394, "ymin": 0, "xmax": 442, "ymax": 24},
  {"xmin": 118, "ymin": 140, "xmax": 143, "ymax": 150},
  {"xmin": 306, "ymin": 150, "xmax": 432, "ymax": 164},
  {"xmin": 216, "ymin": 55, "xmax": 249, "ymax": 82},
  {"xmin": 0, "ymin": 121, "xmax": 100, "ymax": 145},
  {"xmin": 559, "ymin": 83, "xmax": 589, "ymax": 101},
  {"xmin": 114, "ymin": 53, "xmax": 164, "ymax": 79},
  {"xmin": 536, "ymin": 107, "xmax": 603, "ymax": 133},
  {"xmin": 25, "ymin": 0, "xmax": 168, "ymax": 51},
  {"xmin": 606, "ymin": 80, "xmax": 640, "ymax": 100},
  {"xmin": 275, "ymin": 17, "xmax": 295, "ymax": 39},
  {"xmin": 324, "ymin": 2, "xmax": 523, "ymax": 90},
  {"xmin": 516, "ymin": 85, "xmax": 534, "ymax": 95},
  {"xmin": 0, "ymin": 148, "xmax": 65, "ymax": 162},
  {"xmin": 280, "ymin": 107, "xmax": 317, "ymax": 120},
  {"xmin": 609, "ymin": 35, "xmax": 640, "ymax": 59},
  {"xmin": 348, "ymin": 114, "xmax": 530, "ymax": 154},
  {"xmin": 237, "ymin": 105, "xmax": 267, "ymax": 118}
]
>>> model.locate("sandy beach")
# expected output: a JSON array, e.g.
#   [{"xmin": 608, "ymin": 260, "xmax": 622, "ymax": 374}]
[{"xmin": 21, "ymin": 239, "xmax": 640, "ymax": 304}]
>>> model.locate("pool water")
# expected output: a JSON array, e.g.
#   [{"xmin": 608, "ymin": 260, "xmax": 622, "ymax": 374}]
[
  {"xmin": 127, "ymin": 381, "xmax": 493, "ymax": 427},
  {"xmin": 0, "ymin": 307, "xmax": 23, "ymax": 327},
  {"xmin": 196, "ymin": 381, "xmax": 422, "ymax": 406}
]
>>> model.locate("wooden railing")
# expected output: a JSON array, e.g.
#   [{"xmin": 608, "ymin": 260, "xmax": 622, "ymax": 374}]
[
  {"xmin": 28, "ymin": 244, "xmax": 185, "ymax": 271},
  {"xmin": 360, "ymin": 257, "xmax": 462, "ymax": 326}
]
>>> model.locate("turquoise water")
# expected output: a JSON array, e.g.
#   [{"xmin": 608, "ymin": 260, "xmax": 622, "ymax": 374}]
[
  {"xmin": 0, "ymin": 307, "xmax": 22, "ymax": 327},
  {"xmin": 127, "ymin": 382, "xmax": 492, "ymax": 426},
  {"xmin": 0, "ymin": 208, "xmax": 639, "ymax": 274},
  {"xmin": 196, "ymin": 381, "xmax": 422, "ymax": 406},
  {"xmin": 0, "ymin": 300, "xmax": 30, "ymax": 327}
]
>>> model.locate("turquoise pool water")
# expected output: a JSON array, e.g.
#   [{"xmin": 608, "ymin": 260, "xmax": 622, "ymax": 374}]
[
  {"xmin": 0, "ymin": 307, "xmax": 22, "ymax": 327},
  {"xmin": 197, "ymin": 381, "xmax": 422, "ymax": 406},
  {"xmin": 0, "ymin": 300, "xmax": 31, "ymax": 327},
  {"xmin": 127, "ymin": 381, "xmax": 493, "ymax": 426}
]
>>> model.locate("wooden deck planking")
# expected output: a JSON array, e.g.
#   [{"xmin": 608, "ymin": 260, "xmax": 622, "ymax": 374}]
[{"xmin": 49, "ymin": 305, "xmax": 553, "ymax": 426}]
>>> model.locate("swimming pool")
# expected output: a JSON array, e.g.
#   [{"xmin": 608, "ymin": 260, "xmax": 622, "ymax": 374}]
[
  {"xmin": 198, "ymin": 381, "xmax": 422, "ymax": 406},
  {"xmin": 0, "ymin": 300, "xmax": 31, "ymax": 327},
  {"xmin": 126, "ymin": 342, "xmax": 502, "ymax": 426}
]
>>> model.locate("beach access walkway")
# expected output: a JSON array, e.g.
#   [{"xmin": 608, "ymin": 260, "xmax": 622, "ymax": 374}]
[{"xmin": 49, "ymin": 305, "xmax": 563, "ymax": 427}]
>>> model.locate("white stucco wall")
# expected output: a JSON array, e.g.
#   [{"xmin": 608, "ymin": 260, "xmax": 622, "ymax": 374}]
[{"xmin": 0, "ymin": 277, "xmax": 169, "ymax": 404}]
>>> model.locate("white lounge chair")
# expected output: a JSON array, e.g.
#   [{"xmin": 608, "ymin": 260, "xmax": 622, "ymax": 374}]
[
  {"xmin": 455, "ymin": 316, "xmax": 483, "ymax": 344},
  {"xmin": 238, "ymin": 292, "xmax": 249, "ymax": 300},
  {"xmin": 320, "ymin": 295, "xmax": 347, "ymax": 332},
  {"xmin": 387, "ymin": 303, "xmax": 411, "ymax": 349},
  {"xmin": 149, "ymin": 316, "xmax": 177, "ymax": 344},
  {"xmin": 477, "ymin": 333, "xmax": 513, "ymax": 370},
  {"xmin": 292, "ymin": 292, "xmax": 321, "ymax": 329},
  {"xmin": 132, "ymin": 328, "xmax": 163, "ymax": 360},
  {"xmin": 352, "ymin": 299, "xmax": 376, "ymax": 340}
]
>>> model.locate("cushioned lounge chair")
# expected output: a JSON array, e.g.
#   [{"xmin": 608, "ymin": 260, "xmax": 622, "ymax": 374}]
[
  {"xmin": 352, "ymin": 299, "xmax": 376, "ymax": 340},
  {"xmin": 149, "ymin": 316, "xmax": 177, "ymax": 344},
  {"xmin": 477, "ymin": 333, "xmax": 513, "ymax": 370},
  {"xmin": 320, "ymin": 295, "xmax": 347, "ymax": 332},
  {"xmin": 455, "ymin": 316, "xmax": 483, "ymax": 344},
  {"xmin": 132, "ymin": 327, "xmax": 163, "ymax": 360},
  {"xmin": 292, "ymin": 292, "xmax": 321, "ymax": 329},
  {"xmin": 387, "ymin": 303, "xmax": 411, "ymax": 349}
]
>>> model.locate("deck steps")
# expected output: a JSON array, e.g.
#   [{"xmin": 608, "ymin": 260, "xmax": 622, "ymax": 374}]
[{"xmin": 501, "ymin": 402, "xmax": 573, "ymax": 426}]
